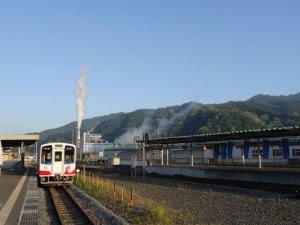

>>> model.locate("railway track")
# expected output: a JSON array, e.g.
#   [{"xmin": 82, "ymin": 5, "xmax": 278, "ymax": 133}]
[{"xmin": 49, "ymin": 186, "xmax": 97, "ymax": 225}]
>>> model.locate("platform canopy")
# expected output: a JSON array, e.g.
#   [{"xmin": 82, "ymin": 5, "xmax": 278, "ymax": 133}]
[
  {"xmin": 137, "ymin": 126, "xmax": 300, "ymax": 145},
  {"xmin": 0, "ymin": 134, "xmax": 39, "ymax": 147}
]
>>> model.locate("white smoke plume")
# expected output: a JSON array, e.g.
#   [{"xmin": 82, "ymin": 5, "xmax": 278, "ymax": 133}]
[
  {"xmin": 158, "ymin": 102, "xmax": 198, "ymax": 135},
  {"xmin": 76, "ymin": 66, "xmax": 89, "ymax": 131},
  {"xmin": 114, "ymin": 102, "xmax": 199, "ymax": 145},
  {"xmin": 114, "ymin": 117, "xmax": 153, "ymax": 146}
]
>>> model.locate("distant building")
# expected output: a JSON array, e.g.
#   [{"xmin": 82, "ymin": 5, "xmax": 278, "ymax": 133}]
[
  {"xmin": 82, "ymin": 132, "xmax": 113, "ymax": 156},
  {"xmin": 104, "ymin": 144, "xmax": 137, "ymax": 158}
]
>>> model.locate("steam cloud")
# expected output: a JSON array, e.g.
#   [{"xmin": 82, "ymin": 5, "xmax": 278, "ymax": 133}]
[
  {"xmin": 76, "ymin": 66, "xmax": 89, "ymax": 131},
  {"xmin": 114, "ymin": 117, "xmax": 153, "ymax": 146},
  {"xmin": 114, "ymin": 102, "xmax": 198, "ymax": 145},
  {"xmin": 158, "ymin": 102, "xmax": 198, "ymax": 135}
]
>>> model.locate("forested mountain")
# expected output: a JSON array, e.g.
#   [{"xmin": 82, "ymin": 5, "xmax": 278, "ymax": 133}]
[{"xmin": 36, "ymin": 93, "xmax": 300, "ymax": 145}]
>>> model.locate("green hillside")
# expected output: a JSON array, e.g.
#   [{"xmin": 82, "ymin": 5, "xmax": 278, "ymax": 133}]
[{"xmin": 36, "ymin": 93, "xmax": 300, "ymax": 146}]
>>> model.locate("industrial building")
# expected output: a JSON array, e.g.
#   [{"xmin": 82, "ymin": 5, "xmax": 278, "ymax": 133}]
[{"xmin": 81, "ymin": 132, "xmax": 113, "ymax": 157}]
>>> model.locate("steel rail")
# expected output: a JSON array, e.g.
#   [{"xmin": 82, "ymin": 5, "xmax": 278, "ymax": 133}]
[{"xmin": 49, "ymin": 186, "xmax": 97, "ymax": 225}]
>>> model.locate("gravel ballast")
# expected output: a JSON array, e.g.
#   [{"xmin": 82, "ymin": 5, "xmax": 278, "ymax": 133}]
[
  {"xmin": 39, "ymin": 173, "xmax": 300, "ymax": 225},
  {"xmin": 86, "ymin": 173, "xmax": 300, "ymax": 225}
]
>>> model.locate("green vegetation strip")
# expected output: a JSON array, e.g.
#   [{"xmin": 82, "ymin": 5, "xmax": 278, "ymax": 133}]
[{"xmin": 74, "ymin": 174, "xmax": 189, "ymax": 225}]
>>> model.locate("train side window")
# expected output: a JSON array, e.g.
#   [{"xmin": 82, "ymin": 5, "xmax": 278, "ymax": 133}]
[{"xmin": 55, "ymin": 152, "xmax": 62, "ymax": 162}]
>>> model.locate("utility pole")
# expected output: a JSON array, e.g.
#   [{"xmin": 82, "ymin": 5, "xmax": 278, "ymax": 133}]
[{"xmin": 142, "ymin": 132, "xmax": 149, "ymax": 180}]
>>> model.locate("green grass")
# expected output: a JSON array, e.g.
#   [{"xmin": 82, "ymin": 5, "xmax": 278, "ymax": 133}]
[{"xmin": 74, "ymin": 174, "xmax": 192, "ymax": 225}]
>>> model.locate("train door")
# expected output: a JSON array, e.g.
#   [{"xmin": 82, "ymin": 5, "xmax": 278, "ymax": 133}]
[{"xmin": 52, "ymin": 148, "xmax": 64, "ymax": 174}]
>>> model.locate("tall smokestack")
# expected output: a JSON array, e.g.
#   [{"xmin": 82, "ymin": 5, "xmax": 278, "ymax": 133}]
[
  {"xmin": 75, "ymin": 66, "xmax": 89, "ymax": 148},
  {"xmin": 77, "ymin": 127, "xmax": 80, "ymax": 149}
]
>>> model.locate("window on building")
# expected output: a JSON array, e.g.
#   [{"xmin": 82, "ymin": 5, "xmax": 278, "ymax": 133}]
[
  {"xmin": 292, "ymin": 149, "xmax": 300, "ymax": 157},
  {"xmin": 252, "ymin": 149, "xmax": 263, "ymax": 158},
  {"xmin": 273, "ymin": 149, "xmax": 282, "ymax": 157}
]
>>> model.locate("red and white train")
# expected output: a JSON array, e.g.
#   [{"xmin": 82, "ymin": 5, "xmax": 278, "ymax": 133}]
[{"xmin": 37, "ymin": 142, "xmax": 76, "ymax": 186}]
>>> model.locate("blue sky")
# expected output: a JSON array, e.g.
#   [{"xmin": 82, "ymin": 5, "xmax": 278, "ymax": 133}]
[{"xmin": 0, "ymin": 1, "xmax": 299, "ymax": 134}]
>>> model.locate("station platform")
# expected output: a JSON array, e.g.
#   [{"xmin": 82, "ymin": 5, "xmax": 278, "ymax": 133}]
[
  {"xmin": 0, "ymin": 162, "xmax": 38, "ymax": 225},
  {"xmin": 145, "ymin": 165, "xmax": 300, "ymax": 187}
]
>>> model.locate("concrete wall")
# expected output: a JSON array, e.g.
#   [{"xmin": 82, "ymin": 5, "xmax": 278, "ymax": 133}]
[{"xmin": 145, "ymin": 166, "xmax": 300, "ymax": 186}]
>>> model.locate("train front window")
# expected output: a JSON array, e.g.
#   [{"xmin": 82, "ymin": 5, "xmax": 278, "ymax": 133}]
[
  {"xmin": 42, "ymin": 150, "xmax": 52, "ymax": 163},
  {"xmin": 65, "ymin": 149, "xmax": 74, "ymax": 162},
  {"xmin": 55, "ymin": 152, "xmax": 62, "ymax": 162},
  {"xmin": 65, "ymin": 145, "xmax": 75, "ymax": 163}
]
